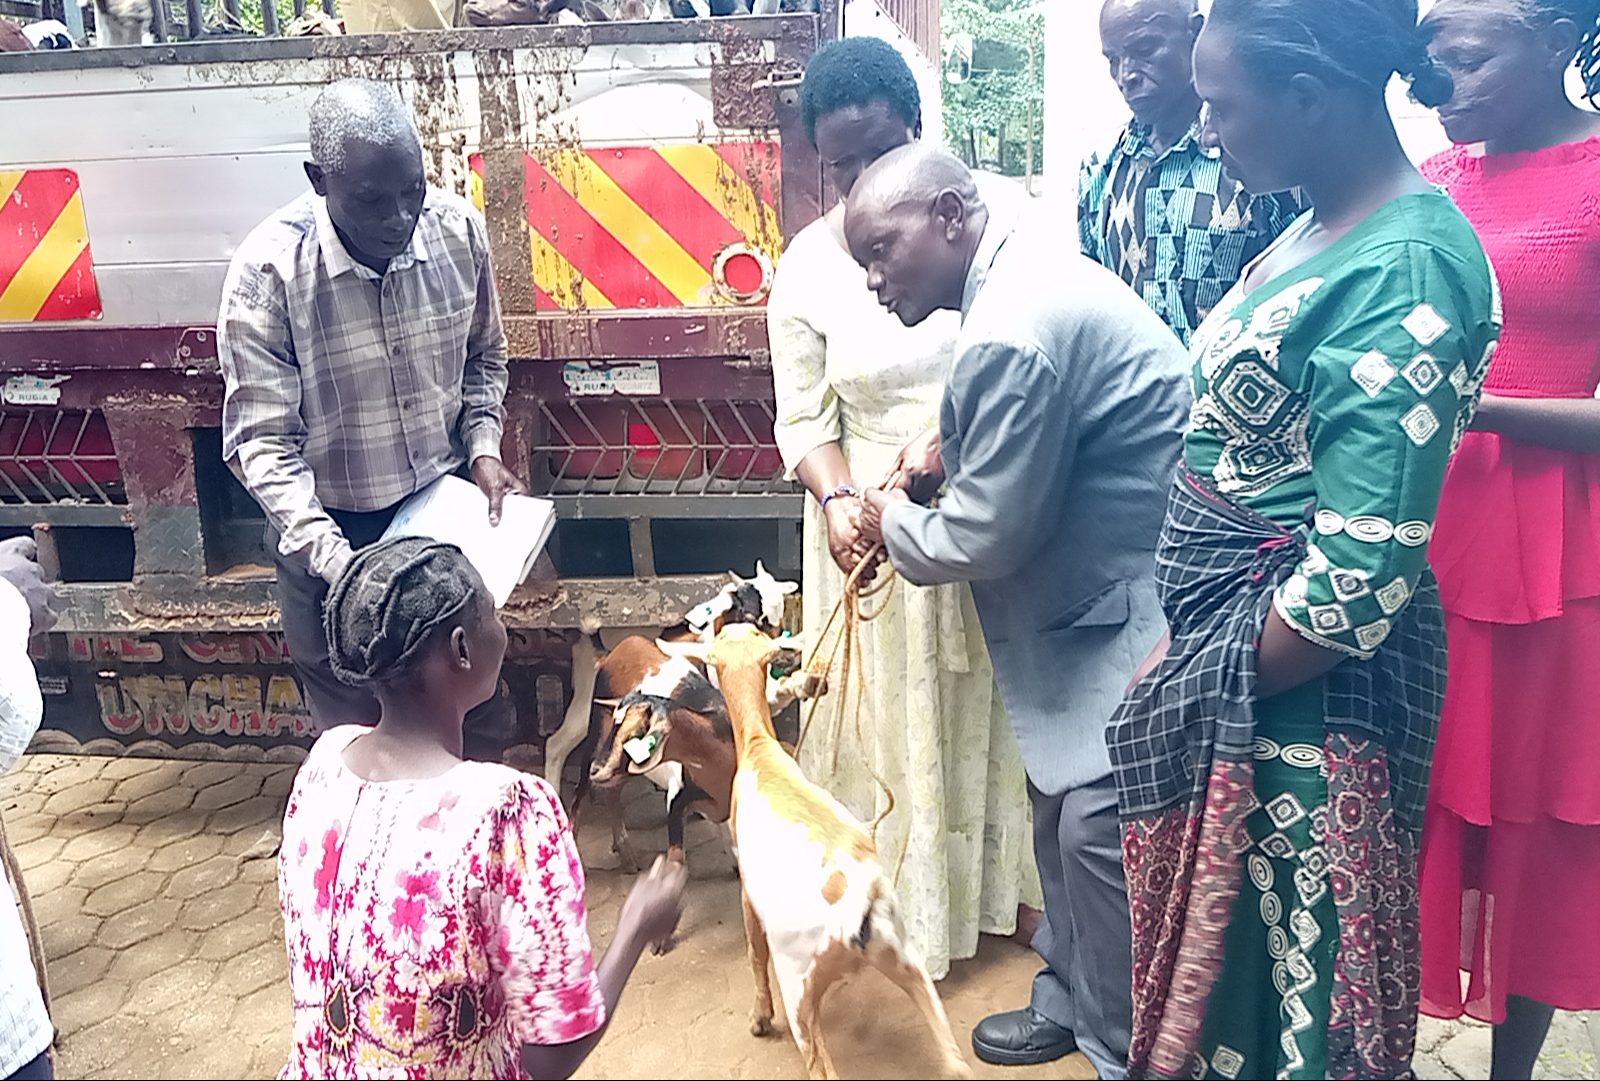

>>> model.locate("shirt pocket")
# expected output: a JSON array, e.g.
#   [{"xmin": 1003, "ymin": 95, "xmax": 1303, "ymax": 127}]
[
  {"xmin": 420, "ymin": 304, "xmax": 473, "ymax": 390},
  {"xmin": 1038, "ymin": 578, "xmax": 1131, "ymax": 634}
]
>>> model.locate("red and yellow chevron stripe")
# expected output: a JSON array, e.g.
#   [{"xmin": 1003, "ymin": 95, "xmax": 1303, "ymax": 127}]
[
  {"xmin": 0, "ymin": 169, "xmax": 101, "ymax": 322},
  {"xmin": 470, "ymin": 141, "xmax": 782, "ymax": 311}
]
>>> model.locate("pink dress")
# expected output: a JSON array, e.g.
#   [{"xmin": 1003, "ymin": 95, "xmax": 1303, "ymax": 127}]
[
  {"xmin": 1419, "ymin": 137, "xmax": 1600, "ymax": 1022},
  {"xmin": 278, "ymin": 726, "xmax": 606, "ymax": 1078}
]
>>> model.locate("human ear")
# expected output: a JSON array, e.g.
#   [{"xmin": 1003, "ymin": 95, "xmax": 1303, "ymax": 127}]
[
  {"xmin": 933, "ymin": 189, "xmax": 966, "ymax": 242},
  {"xmin": 304, "ymin": 161, "xmax": 327, "ymax": 195}
]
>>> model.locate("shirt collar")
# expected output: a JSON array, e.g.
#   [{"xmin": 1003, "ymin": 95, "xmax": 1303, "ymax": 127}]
[
  {"xmin": 1122, "ymin": 117, "xmax": 1209, "ymax": 163},
  {"xmin": 960, "ymin": 191, "xmax": 1018, "ymax": 320},
  {"xmin": 312, "ymin": 192, "xmax": 432, "ymax": 280}
]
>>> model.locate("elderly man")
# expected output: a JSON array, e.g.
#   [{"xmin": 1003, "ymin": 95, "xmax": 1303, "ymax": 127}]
[
  {"xmin": 1079, "ymin": 0, "xmax": 1305, "ymax": 345},
  {"xmin": 844, "ymin": 144, "xmax": 1189, "ymax": 1077},
  {"xmin": 219, "ymin": 79, "xmax": 522, "ymax": 746}
]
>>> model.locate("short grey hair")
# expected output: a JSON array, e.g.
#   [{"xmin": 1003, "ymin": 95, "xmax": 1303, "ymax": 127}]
[{"xmin": 308, "ymin": 79, "xmax": 421, "ymax": 175}]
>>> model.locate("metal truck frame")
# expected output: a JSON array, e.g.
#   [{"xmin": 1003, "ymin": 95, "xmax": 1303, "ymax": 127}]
[{"xmin": 0, "ymin": 8, "xmax": 859, "ymax": 764}]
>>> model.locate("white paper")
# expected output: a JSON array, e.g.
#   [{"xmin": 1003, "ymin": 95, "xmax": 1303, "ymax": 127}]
[{"xmin": 381, "ymin": 475, "xmax": 556, "ymax": 609}]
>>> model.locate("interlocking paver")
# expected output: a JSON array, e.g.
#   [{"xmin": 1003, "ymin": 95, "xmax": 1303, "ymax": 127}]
[
  {"xmin": 105, "ymin": 926, "xmax": 200, "ymax": 985},
  {"xmin": 4, "ymin": 751, "xmax": 1591, "ymax": 1081},
  {"xmin": 178, "ymin": 879, "xmax": 263, "ymax": 932},
  {"xmin": 57, "ymin": 823, "xmax": 137, "ymax": 864},
  {"xmin": 164, "ymin": 855, "xmax": 240, "ymax": 900},
  {"xmin": 208, "ymin": 794, "xmax": 282, "ymax": 836},
  {"xmin": 191, "ymin": 772, "xmax": 265, "ymax": 814},
  {"xmin": 110, "ymin": 759, "xmax": 190, "ymax": 803},
  {"xmin": 40, "ymin": 778, "xmax": 117, "ymax": 818},
  {"xmin": 48, "ymin": 943, "xmax": 115, "ymax": 997},
  {"xmin": 96, "ymin": 896, "xmax": 177, "ymax": 950},
  {"xmin": 122, "ymin": 784, "xmax": 198, "ymax": 826},
  {"xmin": 147, "ymin": 830, "xmax": 226, "ymax": 873},
  {"xmin": 66, "ymin": 840, "xmax": 148, "ymax": 891},
  {"xmin": 83, "ymin": 870, "xmax": 168, "ymax": 919}
]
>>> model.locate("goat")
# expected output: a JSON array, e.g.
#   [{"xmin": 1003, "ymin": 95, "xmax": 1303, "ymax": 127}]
[
  {"xmin": 691, "ymin": 623, "xmax": 971, "ymax": 1080},
  {"xmin": 586, "ymin": 638, "xmax": 821, "ymax": 874},
  {"xmin": 546, "ymin": 564, "xmax": 818, "ymax": 874},
  {"xmin": 91, "ymin": 0, "xmax": 151, "ymax": 45}
]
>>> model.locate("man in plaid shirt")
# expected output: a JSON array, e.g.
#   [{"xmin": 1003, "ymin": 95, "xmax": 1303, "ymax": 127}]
[{"xmin": 220, "ymin": 79, "xmax": 522, "ymax": 743}]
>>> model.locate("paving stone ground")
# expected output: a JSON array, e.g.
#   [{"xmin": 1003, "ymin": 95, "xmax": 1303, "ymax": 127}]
[{"xmin": 2, "ymin": 753, "xmax": 1594, "ymax": 1080}]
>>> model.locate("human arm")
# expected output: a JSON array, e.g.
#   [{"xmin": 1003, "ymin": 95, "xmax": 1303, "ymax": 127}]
[
  {"xmin": 1469, "ymin": 393, "xmax": 1600, "ymax": 454},
  {"xmin": 520, "ymin": 857, "xmax": 686, "ymax": 1081},
  {"xmin": 1077, "ymin": 152, "xmax": 1104, "ymax": 259},
  {"xmin": 1258, "ymin": 247, "xmax": 1498, "ymax": 697},
  {"xmin": 218, "ymin": 262, "xmax": 354, "ymax": 583},
  {"xmin": 461, "ymin": 209, "xmax": 521, "ymax": 524},
  {"xmin": 878, "ymin": 342, "xmax": 1076, "ymax": 586},
  {"xmin": 492, "ymin": 780, "xmax": 686, "ymax": 1081},
  {"xmin": 767, "ymin": 244, "xmax": 870, "ymax": 572},
  {"xmin": 0, "ymin": 540, "xmax": 52, "ymax": 772}
]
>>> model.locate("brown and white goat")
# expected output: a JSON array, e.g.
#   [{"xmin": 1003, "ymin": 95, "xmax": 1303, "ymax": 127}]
[
  {"xmin": 545, "ymin": 564, "xmax": 817, "ymax": 873},
  {"xmin": 699, "ymin": 623, "xmax": 971, "ymax": 1080}
]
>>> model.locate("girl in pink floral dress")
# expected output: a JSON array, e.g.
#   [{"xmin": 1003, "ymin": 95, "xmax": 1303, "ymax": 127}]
[{"xmin": 277, "ymin": 538, "xmax": 685, "ymax": 1080}]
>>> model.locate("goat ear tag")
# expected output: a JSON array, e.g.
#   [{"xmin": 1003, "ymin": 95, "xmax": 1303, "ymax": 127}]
[{"xmin": 623, "ymin": 733, "xmax": 659, "ymax": 766}]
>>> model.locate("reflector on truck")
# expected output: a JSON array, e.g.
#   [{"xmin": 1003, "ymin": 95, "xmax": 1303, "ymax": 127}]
[
  {"xmin": 0, "ymin": 168, "xmax": 102, "ymax": 322},
  {"xmin": 470, "ymin": 141, "xmax": 782, "ymax": 311}
]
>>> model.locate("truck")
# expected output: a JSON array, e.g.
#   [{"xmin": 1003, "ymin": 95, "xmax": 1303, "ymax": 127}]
[{"xmin": 0, "ymin": 0, "xmax": 941, "ymax": 767}]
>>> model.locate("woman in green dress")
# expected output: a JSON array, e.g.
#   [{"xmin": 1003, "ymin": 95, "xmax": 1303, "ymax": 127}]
[{"xmin": 1106, "ymin": 1, "xmax": 1501, "ymax": 1078}]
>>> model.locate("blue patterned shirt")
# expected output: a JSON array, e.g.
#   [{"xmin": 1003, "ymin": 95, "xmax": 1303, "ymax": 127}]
[{"xmin": 1078, "ymin": 120, "xmax": 1308, "ymax": 346}]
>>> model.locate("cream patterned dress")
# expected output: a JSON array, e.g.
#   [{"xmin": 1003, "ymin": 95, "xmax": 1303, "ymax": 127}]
[{"xmin": 768, "ymin": 201, "xmax": 1041, "ymax": 981}]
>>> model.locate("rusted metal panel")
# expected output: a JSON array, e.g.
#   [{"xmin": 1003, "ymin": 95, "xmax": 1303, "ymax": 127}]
[
  {"xmin": 29, "ymin": 624, "xmax": 578, "ymax": 763},
  {"xmin": 41, "ymin": 574, "xmax": 735, "ymax": 634}
]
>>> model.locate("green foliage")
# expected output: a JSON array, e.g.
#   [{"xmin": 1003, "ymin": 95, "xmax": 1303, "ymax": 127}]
[{"xmin": 941, "ymin": 0, "xmax": 1045, "ymax": 177}]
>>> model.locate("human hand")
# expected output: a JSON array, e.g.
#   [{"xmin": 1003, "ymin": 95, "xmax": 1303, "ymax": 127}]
[
  {"xmin": 0, "ymin": 537, "xmax": 57, "ymax": 636},
  {"xmin": 823, "ymin": 496, "xmax": 873, "ymax": 574},
  {"xmin": 618, "ymin": 855, "xmax": 688, "ymax": 955},
  {"xmin": 895, "ymin": 429, "xmax": 944, "ymax": 505},
  {"xmin": 859, "ymin": 487, "xmax": 908, "ymax": 546},
  {"xmin": 470, "ymin": 456, "xmax": 527, "ymax": 527}
]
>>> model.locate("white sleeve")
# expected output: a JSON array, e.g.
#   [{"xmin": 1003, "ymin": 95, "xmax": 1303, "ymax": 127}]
[{"xmin": 0, "ymin": 580, "xmax": 42, "ymax": 773}]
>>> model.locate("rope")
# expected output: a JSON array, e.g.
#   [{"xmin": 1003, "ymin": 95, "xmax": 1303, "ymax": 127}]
[{"xmin": 793, "ymin": 468, "xmax": 909, "ymax": 879}]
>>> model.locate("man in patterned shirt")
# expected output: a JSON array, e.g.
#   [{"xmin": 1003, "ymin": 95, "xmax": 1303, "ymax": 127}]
[
  {"xmin": 1078, "ymin": 0, "xmax": 1306, "ymax": 345},
  {"xmin": 220, "ymin": 79, "xmax": 522, "ymax": 744}
]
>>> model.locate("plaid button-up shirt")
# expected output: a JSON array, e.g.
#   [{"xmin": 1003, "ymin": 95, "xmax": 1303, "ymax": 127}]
[
  {"xmin": 1078, "ymin": 121, "xmax": 1308, "ymax": 346},
  {"xmin": 220, "ymin": 188, "xmax": 508, "ymax": 582}
]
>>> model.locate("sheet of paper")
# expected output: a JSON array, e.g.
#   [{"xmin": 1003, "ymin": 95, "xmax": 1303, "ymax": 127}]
[{"xmin": 381, "ymin": 475, "xmax": 556, "ymax": 608}]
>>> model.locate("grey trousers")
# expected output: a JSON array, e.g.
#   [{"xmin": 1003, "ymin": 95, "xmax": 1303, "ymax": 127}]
[
  {"xmin": 1028, "ymin": 772, "xmax": 1133, "ymax": 1080},
  {"xmin": 271, "ymin": 506, "xmax": 517, "ymax": 760}
]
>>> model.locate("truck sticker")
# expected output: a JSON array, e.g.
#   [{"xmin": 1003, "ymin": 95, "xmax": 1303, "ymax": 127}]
[
  {"xmin": 0, "ymin": 169, "xmax": 102, "ymax": 322},
  {"xmin": 2, "ymin": 375, "xmax": 69, "ymax": 406},
  {"xmin": 562, "ymin": 360, "xmax": 663, "ymax": 398}
]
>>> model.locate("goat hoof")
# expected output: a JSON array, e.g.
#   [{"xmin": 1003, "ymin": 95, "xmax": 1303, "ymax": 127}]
[
  {"xmin": 666, "ymin": 845, "xmax": 686, "ymax": 864},
  {"xmin": 750, "ymin": 1016, "xmax": 773, "ymax": 1038},
  {"xmin": 650, "ymin": 933, "xmax": 678, "ymax": 956},
  {"xmin": 613, "ymin": 844, "xmax": 642, "ymax": 875}
]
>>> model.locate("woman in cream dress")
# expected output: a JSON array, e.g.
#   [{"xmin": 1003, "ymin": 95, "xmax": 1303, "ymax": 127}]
[{"xmin": 767, "ymin": 36, "xmax": 1039, "ymax": 981}]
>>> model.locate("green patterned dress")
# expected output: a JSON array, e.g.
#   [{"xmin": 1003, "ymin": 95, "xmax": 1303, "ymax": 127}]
[{"xmin": 1180, "ymin": 192, "xmax": 1500, "ymax": 1080}]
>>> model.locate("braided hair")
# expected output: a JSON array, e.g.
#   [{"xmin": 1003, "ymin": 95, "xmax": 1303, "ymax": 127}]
[
  {"xmin": 323, "ymin": 538, "xmax": 486, "ymax": 688},
  {"xmin": 1208, "ymin": 0, "xmax": 1456, "ymax": 107}
]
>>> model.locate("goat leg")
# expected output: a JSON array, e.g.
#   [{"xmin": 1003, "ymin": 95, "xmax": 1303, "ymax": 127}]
[
  {"xmin": 606, "ymin": 784, "xmax": 642, "ymax": 875},
  {"xmin": 740, "ymin": 887, "xmax": 776, "ymax": 1038},
  {"xmin": 867, "ymin": 941, "xmax": 972, "ymax": 1079}
]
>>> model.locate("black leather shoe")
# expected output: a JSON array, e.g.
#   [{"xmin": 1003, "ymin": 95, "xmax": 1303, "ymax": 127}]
[{"xmin": 971, "ymin": 1007, "xmax": 1078, "ymax": 1066}]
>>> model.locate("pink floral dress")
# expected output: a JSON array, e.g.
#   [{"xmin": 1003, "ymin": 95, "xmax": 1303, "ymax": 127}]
[{"xmin": 277, "ymin": 726, "xmax": 606, "ymax": 1079}]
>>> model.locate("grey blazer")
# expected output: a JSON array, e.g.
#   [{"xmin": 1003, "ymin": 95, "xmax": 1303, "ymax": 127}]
[{"xmin": 882, "ymin": 201, "xmax": 1192, "ymax": 795}]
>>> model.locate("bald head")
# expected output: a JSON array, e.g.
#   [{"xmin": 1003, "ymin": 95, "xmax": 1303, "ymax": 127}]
[
  {"xmin": 1099, "ymin": 0, "xmax": 1202, "ymax": 127},
  {"xmin": 303, "ymin": 79, "xmax": 428, "ymax": 273},
  {"xmin": 843, "ymin": 144, "xmax": 988, "ymax": 327}
]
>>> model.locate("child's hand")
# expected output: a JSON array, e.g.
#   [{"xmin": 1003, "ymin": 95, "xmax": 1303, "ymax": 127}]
[{"xmin": 619, "ymin": 856, "xmax": 687, "ymax": 955}]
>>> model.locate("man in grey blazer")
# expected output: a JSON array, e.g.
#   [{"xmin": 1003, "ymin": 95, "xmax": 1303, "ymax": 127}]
[{"xmin": 846, "ymin": 144, "xmax": 1191, "ymax": 1079}]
